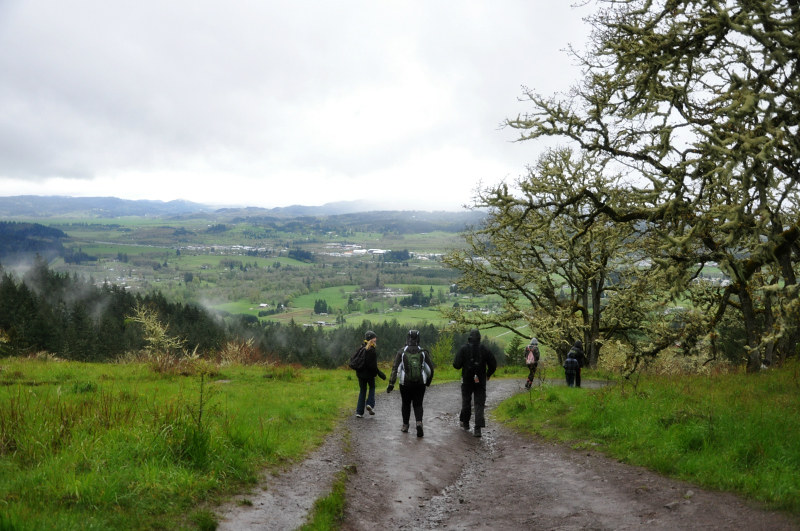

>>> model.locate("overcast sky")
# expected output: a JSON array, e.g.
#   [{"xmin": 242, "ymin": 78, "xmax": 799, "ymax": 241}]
[{"xmin": 0, "ymin": 1, "xmax": 593, "ymax": 211}]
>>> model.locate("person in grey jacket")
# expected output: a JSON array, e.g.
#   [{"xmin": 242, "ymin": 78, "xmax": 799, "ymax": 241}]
[{"xmin": 453, "ymin": 329, "xmax": 497, "ymax": 437}]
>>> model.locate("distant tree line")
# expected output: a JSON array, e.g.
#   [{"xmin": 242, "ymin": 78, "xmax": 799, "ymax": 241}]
[
  {"xmin": 0, "ymin": 258, "xmax": 225, "ymax": 361},
  {"xmin": 288, "ymin": 248, "xmax": 313, "ymax": 262},
  {"xmin": 0, "ymin": 260, "xmax": 502, "ymax": 367},
  {"xmin": 313, "ymin": 299, "xmax": 329, "ymax": 314},
  {"xmin": 0, "ymin": 221, "xmax": 66, "ymax": 258},
  {"xmin": 383, "ymin": 249, "xmax": 411, "ymax": 262}
]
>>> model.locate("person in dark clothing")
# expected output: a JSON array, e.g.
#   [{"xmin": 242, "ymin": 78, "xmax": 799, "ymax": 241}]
[
  {"xmin": 355, "ymin": 330, "xmax": 386, "ymax": 418},
  {"xmin": 568, "ymin": 340, "xmax": 586, "ymax": 388},
  {"xmin": 387, "ymin": 330, "xmax": 434, "ymax": 437},
  {"xmin": 563, "ymin": 350, "xmax": 579, "ymax": 387},
  {"xmin": 453, "ymin": 329, "xmax": 497, "ymax": 437},
  {"xmin": 524, "ymin": 337, "xmax": 540, "ymax": 390}
]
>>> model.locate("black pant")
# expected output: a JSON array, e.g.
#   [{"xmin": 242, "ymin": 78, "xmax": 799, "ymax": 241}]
[
  {"xmin": 527, "ymin": 363, "xmax": 537, "ymax": 381},
  {"xmin": 459, "ymin": 379, "xmax": 487, "ymax": 428},
  {"xmin": 399, "ymin": 383, "xmax": 426, "ymax": 425},
  {"xmin": 565, "ymin": 370, "xmax": 576, "ymax": 387},
  {"xmin": 575, "ymin": 367, "xmax": 582, "ymax": 388}
]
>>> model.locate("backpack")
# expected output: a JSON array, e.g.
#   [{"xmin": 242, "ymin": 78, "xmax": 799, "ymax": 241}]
[
  {"xmin": 525, "ymin": 347, "xmax": 538, "ymax": 366},
  {"xmin": 404, "ymin": 347, "xmax": 425, "ymax": 384},
  {"xmin": 564, "ymin": 357, "xmax": 579, "ymax": 373},
  {"xmin": 348, "ymin": 345, "xmax": 367, "ymax": 371}
]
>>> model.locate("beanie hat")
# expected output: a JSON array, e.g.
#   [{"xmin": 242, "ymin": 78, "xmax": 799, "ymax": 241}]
[
  {"xmin": 365, "ymin": 330, "xmax": 377, "ymax": 341},
  {"xmin": 529, "ymin": 338, "xmax": 538, "ymax": 346}
]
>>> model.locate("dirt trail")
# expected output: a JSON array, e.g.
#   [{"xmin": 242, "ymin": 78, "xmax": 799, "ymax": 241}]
[{"xmin": 216, "ymin": 379, "xmax": 799, "ymax": 530}]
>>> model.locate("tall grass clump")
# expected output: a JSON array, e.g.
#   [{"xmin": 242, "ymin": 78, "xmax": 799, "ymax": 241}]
[
  {"xmin": 496, "ymin": 361, "xmax": 800, "ymax": 513},
  {"xmin": 0, "ymin": 357, "xmax": 357, "ymax": 530}
]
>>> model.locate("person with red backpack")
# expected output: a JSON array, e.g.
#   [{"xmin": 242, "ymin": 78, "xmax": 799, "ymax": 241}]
[
  {"xmin": 524, "ymin": 337, "xmax": 540, "ymax": 390},
  {"xmin": 386, "ymin": 330, "xmax": 434, "ymax": 437},
  {"xmin": 453, "ymin": 329, "xmax": 497, "ymax": 437}
]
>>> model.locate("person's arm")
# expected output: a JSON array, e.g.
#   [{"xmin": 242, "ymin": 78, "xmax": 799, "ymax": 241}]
[
  {"xmin": 424, "ymin": 350, "xmax": 434, "ymax": 385},
  {"xmin": 387, "ymin": 349, "xmax": 402, "ymax": 392},
  {"xmin": 485, "ymin": 346, "xmax": 498, "ymax": 379},
  {"xmin": 453, "ymin": 345, "xmax": 464, "ymax": 369}
]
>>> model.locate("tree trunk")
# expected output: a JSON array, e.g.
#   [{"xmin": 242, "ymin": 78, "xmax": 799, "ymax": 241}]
[{"xmin": 738, "ymin": 286, "xmax": 762, "ymax": 373}]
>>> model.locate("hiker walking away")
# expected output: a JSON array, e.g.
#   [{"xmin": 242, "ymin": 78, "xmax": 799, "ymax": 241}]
[
  {"xmin": 568, "ymin": 340, "xmax": 586, "ymax": 388},
  {"xmin": 453, "ymin": 329, "xmax": 497, "ymax": 437},
  {"xmin": 355, "ymin": 331, "xmax": 386, "ymax": 418},
  {"xmin": 563, "ymin": 350, "xmax": 579, "ymax": 387},
  {"xmin": 386, "ymin": 330, "xmax": 434, "ymax": 437},
  {"xmin": 524, "ymin": 337, "xmax": 540, "ymax": 390}
]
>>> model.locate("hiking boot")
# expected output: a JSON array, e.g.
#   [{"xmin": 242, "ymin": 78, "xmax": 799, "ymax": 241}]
[
  {"xmin": 460, "ymin": 421, "xmax": 470, "ymax": 431},
  {"xmin": 416, "ymin": 424, "xmax": 424, "ymax": 438},
  {"xmin": 366, "ymin": 405, "xmax": 374, "ymax": 415},
  {"xmin": 473, "ymin": 427, "xmax": 482, "ymax": 438},
  {"xmin": 400, "ymin": 424, "xmax": 409, "ymax": 433},
  {"xmin": 355, "ymin": 413, "xmax": 363, "ymax": 418}
]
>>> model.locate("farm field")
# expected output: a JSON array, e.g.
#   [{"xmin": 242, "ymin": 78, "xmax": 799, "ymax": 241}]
[{"xmin": 25, "ymin": 214, "xmax": 508, "ymax": 339}]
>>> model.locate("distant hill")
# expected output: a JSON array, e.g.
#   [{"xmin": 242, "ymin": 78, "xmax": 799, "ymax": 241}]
[
  {"xmin": 224, "ymin": 209, "xmax": 486, "ymax": 234},
  {"xmin": 0, "ymin": 196, "xmax": 477, "ymax": 220},
  {"xmin": 0, "ymin": 196, "xmax": 210, "ymax": 218},
  {"xmin": 0, "ymin": 221, "xmax": 67, "ymax": 261}
]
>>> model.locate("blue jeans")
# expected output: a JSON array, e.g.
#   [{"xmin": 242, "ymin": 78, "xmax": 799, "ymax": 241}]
[{"xmin": 356, "ymin": 376, "xmax": 375, "ymax": 415}]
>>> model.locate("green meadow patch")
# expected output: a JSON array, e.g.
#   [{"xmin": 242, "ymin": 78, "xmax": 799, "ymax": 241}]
[
  {"xmin": 0, "ymin": 358, "xmax": 357, "ymax": 530},
  {"xmin": 495, "ymin": 364, "xmax": 800, "ymax": 513}
]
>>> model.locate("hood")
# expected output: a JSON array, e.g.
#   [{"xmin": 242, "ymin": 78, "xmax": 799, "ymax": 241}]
[{"xmin": 468, "ymin": 329, "xmax": 481, "ymax": 344}]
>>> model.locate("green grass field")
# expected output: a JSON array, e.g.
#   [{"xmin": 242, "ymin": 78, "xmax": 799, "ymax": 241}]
[{"xmin": 0, "ymin": 358, "xmax": 358, "ymax": 530}]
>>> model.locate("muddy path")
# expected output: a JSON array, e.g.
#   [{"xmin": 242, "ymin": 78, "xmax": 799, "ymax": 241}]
[{"xmin": 216, "ymin": 378, "xmax": 799, "ymax": 530}]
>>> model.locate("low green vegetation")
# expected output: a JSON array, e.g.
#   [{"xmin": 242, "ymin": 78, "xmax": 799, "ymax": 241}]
[
  {"xmin": 0, "ymin": 357, "xmax": 357, "ymax": 530},
  {"xmin": 495, "ymin": 362, "xmax": 800, "ymax": 513}
]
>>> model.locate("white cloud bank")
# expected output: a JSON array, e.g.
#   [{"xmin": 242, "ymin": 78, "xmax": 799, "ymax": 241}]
[{"xmin": 0, "ymin": 0, "xmax": 593, "ymax": 210}]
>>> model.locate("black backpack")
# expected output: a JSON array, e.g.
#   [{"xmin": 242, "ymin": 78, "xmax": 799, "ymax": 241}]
[{"xmin": 348, "ymin": 345, "xmax": 367, "ymax": 371}]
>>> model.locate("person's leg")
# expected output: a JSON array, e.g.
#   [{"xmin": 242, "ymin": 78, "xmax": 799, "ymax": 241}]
[
  {"xmin": 399, "ymin": 384, "xmax": 411, "ymax": 428},
  {"xmin": 470, "ymin": 383, "xmax": 487, "ymax": 437},
  {"xmin": 576, "ymin": 367, "xmax": 582, "ymax": 388},
  {"xmin": 413, "ymin": 384, "xmax": 426, "ymax": 437},
  {"xmin": 411, "ymin": 384, "xmax": 426, "ymax": 422},
  {"xmin": 473, "ymin": 383, "xmax": 487, "ymax": 428},
  {"xmin": 356, "ymin": 377, "xmax": 367, "ymax": 416},
  {"xmin": 459, "ymin": 382, "xmax": 473, "ymax": 428},
  {"xmin": 366, "ymin": 377, "xmax": 376, "ymax": 413}
]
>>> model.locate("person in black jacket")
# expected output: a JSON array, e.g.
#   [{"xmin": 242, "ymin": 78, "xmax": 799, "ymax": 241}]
[
  {"xmin": 568, "ymin": 340, "xmax": 586, "ymax": 388},
  {"xmin": 563, "ymin": 350, "xmax": 579, "ymax": 387},
  {"xmin": 453, "ymin": 329, "xmax": 497, "ymax": 437},
  {"xmin": 355, "ymin": 330, "xmax": 386, "ymax": 418}
]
